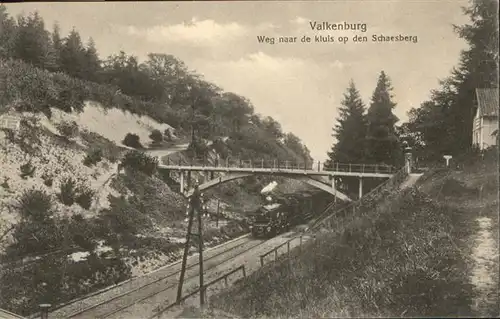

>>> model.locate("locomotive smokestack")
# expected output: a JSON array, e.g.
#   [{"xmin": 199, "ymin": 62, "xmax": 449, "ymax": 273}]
[{"xmin": 261, "ymin": 181, "xmax": 278, "ymax": 194}]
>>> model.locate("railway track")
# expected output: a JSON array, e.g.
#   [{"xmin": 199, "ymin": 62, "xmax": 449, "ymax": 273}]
[
  {"xmin": 47, "ymin": 234, "xmax": 266, "ymax": 319},
  {"xmin": 117, "ymin": 231, "xmax": 307, "ymax": 319}
]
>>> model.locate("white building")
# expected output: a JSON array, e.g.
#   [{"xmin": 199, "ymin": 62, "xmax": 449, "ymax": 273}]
[{"xmin": 472, "ymin": 88, "xmax": 498, "ymax": 150}]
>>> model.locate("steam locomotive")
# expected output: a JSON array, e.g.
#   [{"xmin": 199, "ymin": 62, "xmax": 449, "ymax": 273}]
[{"xmin": 250, "ymin": 190, "xmax": 332, "ymax": 238}]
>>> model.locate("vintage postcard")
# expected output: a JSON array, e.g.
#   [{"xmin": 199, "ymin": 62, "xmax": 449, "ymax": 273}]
[{"xmin": 0, "ymin": 1, "xmax": 498, "ymax": 318}]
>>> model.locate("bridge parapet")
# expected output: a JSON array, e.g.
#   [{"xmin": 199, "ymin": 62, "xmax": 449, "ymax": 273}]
[{"xmin": 163, "ymin": 157, "xmax": 396, "ymax": 174}]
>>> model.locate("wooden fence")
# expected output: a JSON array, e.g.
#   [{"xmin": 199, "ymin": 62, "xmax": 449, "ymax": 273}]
[{"xmin": 259, "ymin": 235, "xmax": 305, "ymax": 267}]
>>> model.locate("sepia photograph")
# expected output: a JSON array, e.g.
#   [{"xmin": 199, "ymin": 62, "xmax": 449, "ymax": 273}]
[{"xmin": 0, "ymin": 0, "xmax": 498, "ymax": 318}]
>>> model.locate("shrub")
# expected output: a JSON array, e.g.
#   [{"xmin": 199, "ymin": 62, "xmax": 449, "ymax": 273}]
[
  {"xmin": 56, "ymin": 120, "xmax": 79, "ymax": 139},
  {"xmin": 19, "ymin": 161, "xmax": 36, "ymax": 179},
  {"xmin": 42, "ymin": 172, "xmax": 53, "ymax": 187},
  {"xmin": 98, "ymin": 195, "xmax": 152, "ymax": 238},
  {"xmin": 58, "ymin": 177, "xmax": 77, "ymax": 206},
  {"xmin": 149, "ymin": 129, "xmax": 163, "ymax": 144},
  {"xmin": 164, "ymin": 129, "xmax": 173, "ymax": 141},
  {"xmin": 1, "ymin": 177, "xmax": 9, "ymax": 190},
  {"xmin": 0, "ymin": 253, "xmax": 131, "ymax": 316},
  {"xmin": 54, "ymin": 86, "xmax": 86, "ymax": 113},
  {"xmin": 120, "ymin": 151, "xmax": 158, "ymax": 176},
  {"xmin": 68, "ymin": 214, "xmax": 98, "ymax": 251},
  {"xmin": 17, "ymin": 188, "xmax": 53, "ymax": 221},
  {"xmin": 7, "ymin": 118, "xmax": 42, "ymax": 155},
  {"xmin": 122, "ymin": 133, "xmax": 143, "ymax": 149},
  {"xmin": 75, "ymin": 185, "xmax": 95, "ymax": 210},
  {"xmin": 83, "ymin": 148, "xmax": 103, "ymax": 167}
]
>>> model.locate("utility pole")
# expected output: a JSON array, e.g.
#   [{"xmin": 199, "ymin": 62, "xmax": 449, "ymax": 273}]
[
  {"xmin": 198, "ymin": 191, "xmax": 205, "ymax": 307},
  {"xmin": 176, "ymin": 190, "xmax": 197, "ymax": 304},
  {"xmin": 175, "ymin": 184, "xmax": 206, "ymax": 308},
  {"xmin": 177, "ymin": 90, "xmax": 205, "ymax": 305},
  {"xmin": 216, "ymin": 198, "xmax": 220, "ymax": 228},
  {"xmin": 191, "ymin": 101, "xmax": 196, "ymax": 153},
  {"xmin": 187, "ymin": 84, "xmax": 198, "ymax": 161}
]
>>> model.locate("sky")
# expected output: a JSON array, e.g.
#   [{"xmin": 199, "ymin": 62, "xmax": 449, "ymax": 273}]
[{"xmin": 6, "ymin": 0, "xmax": 471, "ymax": 162}]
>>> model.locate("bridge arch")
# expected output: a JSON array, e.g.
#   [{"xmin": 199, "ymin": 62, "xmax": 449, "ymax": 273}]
[{"xmin": 183, "ymin": 172, "xmax": 353, "ymax": 202}]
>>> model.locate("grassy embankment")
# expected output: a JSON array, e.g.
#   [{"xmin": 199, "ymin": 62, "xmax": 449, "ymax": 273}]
[{"xmin": 208, "ymin": 154, "xmax": 499, "ymax": 318}]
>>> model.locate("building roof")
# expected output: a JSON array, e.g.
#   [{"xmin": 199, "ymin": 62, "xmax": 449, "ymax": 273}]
[{"xmin": 476, "ymin": 88, "xmax": 499, "ymax": 117}]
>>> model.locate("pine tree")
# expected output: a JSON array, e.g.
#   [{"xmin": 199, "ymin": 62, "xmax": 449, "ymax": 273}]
[
  {"xmin": 365, "ymin": 71, "xmax": 402, "ymax": 166},
  {"xmin": 82, "ymin": 37, "xmax": 101, "ymax": 82},
  {"xmin": 325, "ymin": 80, "xmax": 367, "ymax": 195},
  {"xmin": 325, "ymin": 80, "xmax": 367, "ymax": 166},
  {"xmin": 0, "ymin": 5, "xmax": 17, "ymax": 59},
  {"xmin": 49, "ymin": 22, "xmax": 63, "ymax": 71},
  {"xmin": 12, "ymin": 12, "xmax": 54, "ymax": 69},
  {"xmin": 60, "ymin": 28, "xmax": 85, "ymax": 78}
]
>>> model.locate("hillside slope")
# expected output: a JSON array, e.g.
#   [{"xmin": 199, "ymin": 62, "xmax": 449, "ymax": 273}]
[
  {"xmin": 39, "ymin": 102, "xmax": 176, "ymax": 147},
  {"xmin": 208, "ymin": 155, "xmax": 499, "ymax": 318},
  {"xmin": 0, "ymin": 109, "xmax": 188, "ymax": 251}
]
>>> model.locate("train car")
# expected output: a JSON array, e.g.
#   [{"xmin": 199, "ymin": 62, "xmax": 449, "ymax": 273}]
[
  {"xmin": 250, "ymin": 202, "xmax": 291, "ymax": 238},
  {"xmin": 250, "ymin": 189, "xmax": 334, "ymax": 238}
]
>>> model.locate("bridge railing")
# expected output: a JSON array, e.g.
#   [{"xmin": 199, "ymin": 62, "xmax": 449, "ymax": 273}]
[
  {"xmin": 163, "ymin": 157, "xmax": 396, "ymax": 174},
  {"xmin": 323, "ymin": 163, "xmax": 395, "ymax": 174}
]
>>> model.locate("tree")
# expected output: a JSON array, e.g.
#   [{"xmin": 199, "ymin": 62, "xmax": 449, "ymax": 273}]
[
  {"xmin": 59, "ymin": 28, "xmax": 86, "ymax": 78},
  {"xmin": 262, "ymin": 116, "xmax": 284, "ymax": 140},
  {"xmin": 325, "ymin": 80, "xmax": 367, "ymax": 166},
  {"xmin": 49, "ymin": 23, "xmax": 63, "ymax": 71},
  {"xmin": 102, "ymin": 51, "xmax": 160, "ymax": 101},
  {"xmin": 365, "ymin": 71, "xmax": 402, "ymax": 166},
  {"xmin": 448, "ymin": 0, "xmax": 498, "ymax": 151},
  {"xmin": 284, "ymin": 132, "xmax": 312, "ymax": 163},
  {"xmin": 404, "ymin": 92, "xmax": 457, "ymax": 162},
  {"xmin": 82, "ymin": 37, "xmax": 101, "ymax": 82},
  {"xmin": 12, "ymin": 12, "xmax": 54, "ymax": 69},
  {"xmin": 141, "ymin": 53, "xmax": 188, "ymax": 103},
  {"xmin": 214, "ymin": 92, "xmax": 254, "ymax": 134},
  {"xmin": 122, "ymin": 133, "xmax": 143, "ymax": 149},
  {"xmin": 141, "ymin": 54, "xmax": 198, "ymax": 106},
  {"xmin": 324, "ymin": 80, "xmax": 368, "ymax": 195},
  {"xmin": 395, "ymin": 122, "xmax": 426, "ymax": 165},
  {"xmin": 120, "ymin": 151, "xmax": 158, "ymax": 177},
  {"xmin": 404, "ymin": 0, "xmax": 498, "ymax": 160},
  {"xmin": 0, "ymin": 5, "xmax": 17, "ymax": 59}
]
